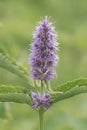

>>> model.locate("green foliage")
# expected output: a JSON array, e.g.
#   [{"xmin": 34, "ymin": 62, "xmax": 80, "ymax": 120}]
[
  {"xmin": 52, "ymin": 78, "xmax": 87, "ymax": 103},
  {"xmin": 0, "ymin": 48, "xmax": 32, "ymax": 88},
  {"xmin": 1, "ymin": 78, "xmax": 87, "ymax": 107},
  {"xmin": 0, "ymin": 85, "xmax": 28, "ymax": 94},
  {"xmin": 0, "ymin": 0, "xmax": 87, "ymax": 129},
  {"xmin": 1, "ymin": 48, "xmax": 87, "ymax": 107},
  {"xmin": 0, "ymin": 93, "xmax": 31, "ymax": 105},
  {"xmin": 0, "ymin": 85, "xmax": 31, "ymax": 105}
]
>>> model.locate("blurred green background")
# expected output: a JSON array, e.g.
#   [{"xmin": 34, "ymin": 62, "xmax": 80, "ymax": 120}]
[{"xmin": 0, "ymin": 0, "xmax": 87, "ymax": 130}]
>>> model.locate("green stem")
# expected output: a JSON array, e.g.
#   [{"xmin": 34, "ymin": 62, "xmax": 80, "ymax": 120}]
[
  {"xmin": 41, "ymin": 81, "xmax": 44, "ymax": 95},
  {"xmin": 39, "ymin": 109, "xmax": 44, "ymax": 130}
]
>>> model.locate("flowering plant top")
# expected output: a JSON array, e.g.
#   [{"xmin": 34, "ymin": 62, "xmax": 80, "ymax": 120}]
[
  {"xmin": 0, "ymin": 17, "xmax": 87, "ymax": 130},
  {"xmin": 30, "ymin": 17, "xmax": 58, "ymax": 80}
]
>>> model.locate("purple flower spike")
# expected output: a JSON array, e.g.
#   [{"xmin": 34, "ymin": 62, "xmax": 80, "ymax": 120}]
[
  {"xmin": 30, "ymin": 16, "xmax": 59, "ymax": 80},
  {"xmin": 31, "ymin": 92, "xmax": 52, "ymax": 110}
]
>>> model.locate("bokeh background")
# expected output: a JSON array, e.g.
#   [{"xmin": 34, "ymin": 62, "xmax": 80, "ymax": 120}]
[{"xmin": 0, "ymin": 0, "xmax": 87, "ymax": 130}]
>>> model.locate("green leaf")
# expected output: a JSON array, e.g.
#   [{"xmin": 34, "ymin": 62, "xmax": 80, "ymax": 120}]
[
  {"xmin": 0, "ymin": 48, "xmax": 32, "ymax": 88},
  {"xmin": 0, "ymin": 93, "xmax": 31, "ymax": 105},
  {"xmin": 0, "ymin": 85, "xmax": 28, "ymax": 93},
  {"xmin": 0, "ymin": 85, "xmax": 31, "ymax": 105},
  {"xmin": 52, "ymin": 78, "xmax": 87, "ymax": 103}
]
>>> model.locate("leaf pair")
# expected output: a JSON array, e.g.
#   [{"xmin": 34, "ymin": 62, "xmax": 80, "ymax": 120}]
[
  {"xmin": 0, "ymin": 48, "xmax": 87, "ymax": 106},
  {"xmin": 52, "ymin": 78, "xmax": 87, "ymax": 103},
  {"xmin": 0, "ymin": 48, "xmax": 32, "ymax": 105}
]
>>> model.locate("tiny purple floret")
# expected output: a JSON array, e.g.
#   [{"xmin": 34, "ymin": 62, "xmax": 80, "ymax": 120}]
[
  {"xmin": 31, "ymin": 92, "xmax": 52, "ymax": 110},
  {"xmin": 30, "ymin": 16, "xmax": 59, "ymax": 80}
]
